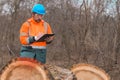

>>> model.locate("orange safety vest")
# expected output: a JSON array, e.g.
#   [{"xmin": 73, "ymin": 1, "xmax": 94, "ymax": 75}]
[{"xmin": 20, "ymin": 18, "xmax": 53, "ymax": 46}]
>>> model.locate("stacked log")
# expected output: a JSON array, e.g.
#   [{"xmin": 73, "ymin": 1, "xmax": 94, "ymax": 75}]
[
  {"xmin": 0, "ymin": 58, "xmax": 50, "ymax": 80},
  {"xmin": 71, "ymin": 63, "xmax": 110, "ymax": 80}
]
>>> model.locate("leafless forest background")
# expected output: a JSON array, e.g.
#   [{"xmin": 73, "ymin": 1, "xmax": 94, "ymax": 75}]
[{"xmin": 0, "ymin": 0, "xmax": 119, "ymax": 80}]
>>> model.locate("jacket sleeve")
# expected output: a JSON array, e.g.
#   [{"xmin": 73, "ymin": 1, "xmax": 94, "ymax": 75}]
[{"xmin": 20, "ymin": 22, "xmax": 35, "ymax": 45}]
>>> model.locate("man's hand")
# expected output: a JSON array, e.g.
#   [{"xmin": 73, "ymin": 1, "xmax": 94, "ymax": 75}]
[
  {"xmin": 45, "ymin": 36, "xmax": 54, "ymax": 44},
  {"xmin": 34, "ymin": 32, "xmax": 44, "ymax": 41}
]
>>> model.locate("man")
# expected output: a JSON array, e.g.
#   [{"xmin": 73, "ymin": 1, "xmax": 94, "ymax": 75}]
[{"xmin": 19, "ymin": 4, "xmax": 54, "ymax": 64}]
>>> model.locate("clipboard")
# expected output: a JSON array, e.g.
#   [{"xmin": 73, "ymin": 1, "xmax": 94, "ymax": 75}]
[{"xmin": 37, "ymin": 34, "xmax": 55, "ymax": 42}]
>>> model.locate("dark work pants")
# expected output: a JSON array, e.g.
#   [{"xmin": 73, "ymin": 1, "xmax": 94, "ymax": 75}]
[{"xmin": 20, "ymin": 46, "xmax": 47, "ymax": 64}]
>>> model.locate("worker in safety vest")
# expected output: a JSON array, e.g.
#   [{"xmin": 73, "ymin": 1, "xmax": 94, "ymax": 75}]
[{"xmin": 19, "ymin": 4, "xmax": 54, "ymax": 64}]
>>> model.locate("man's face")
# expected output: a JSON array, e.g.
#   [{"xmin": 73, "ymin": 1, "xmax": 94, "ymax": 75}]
[{"xmin": 33, "ymin": 13, "xmax": 43, "ymax": 23}]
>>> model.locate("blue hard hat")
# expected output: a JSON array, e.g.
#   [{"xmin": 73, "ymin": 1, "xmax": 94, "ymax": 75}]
[{"xmin": 32, "ymin": 4, "xmax": 46, "ymax": 15}]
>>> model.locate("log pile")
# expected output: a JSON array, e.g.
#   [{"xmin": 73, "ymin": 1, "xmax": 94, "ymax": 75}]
[{"xmin": 0, "ymin": 58, "xmax": 110, "ymax": 80}]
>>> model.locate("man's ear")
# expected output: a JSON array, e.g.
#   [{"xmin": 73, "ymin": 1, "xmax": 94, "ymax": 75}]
[{"xmin": 32, "ymin": 12, "xmax": 36, "ymax": 16}]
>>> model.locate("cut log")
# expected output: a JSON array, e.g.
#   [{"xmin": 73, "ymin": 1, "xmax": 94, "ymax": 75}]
[
  {"xmin": 0, "ymin": 58, "xmax": 50, "ymax": 80},
  {"xmin": 71, "ymin": 63, "xmax": 110, "ymax": 80}
]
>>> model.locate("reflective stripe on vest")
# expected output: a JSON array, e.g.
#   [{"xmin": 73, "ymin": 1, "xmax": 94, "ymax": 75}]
[
  {"xmin": 22, "ymin": 45, "xmax": 46, "ymax": 49},
  {"xmin": 44, "ymin": 22, "xmax": 48, "ymax": 34},
  {"xmin": 20, "ymin": 32, "xmax": 28, "ymax": 36}
]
